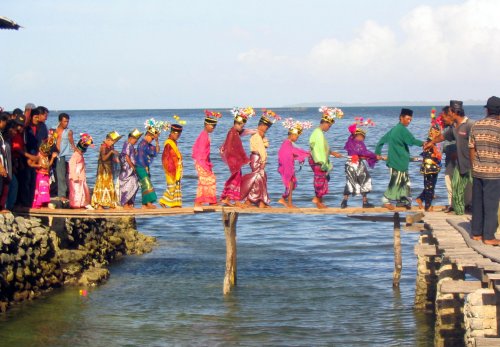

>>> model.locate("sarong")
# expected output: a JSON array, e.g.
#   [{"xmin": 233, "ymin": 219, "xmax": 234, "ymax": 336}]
[
  {"xmin": 159, "ymin": 176, "xmax": 182, "ymax": 208},
  {"xmin": 382, "ymin": 168, "xmax": 411, "ymax": 206},
  {"xmin": 119, "ymin": 162, "xmax": 139, "ymax": 206},
  {"xmin": 69, "ymin": 179, "xmax": 90, "ymax": 208},
  {"xmin": 308, "ymin": 157, "xmax": 329, "ymax": 198},
  {"xmin": 343, "ymin": 159, "xmax": 372, "ymax": 196},
  {"xmin": 451, "ymin": 167, "xmax": 472, "ymax": 215},
  {"xmin": 136, "ymin": 166, "xmax": 157, "ymax": 204},
  {"xmin": 194, "ymin": 163, "xmax": 217, "ymax": 204},
  {"xmin": 32, "ymin": 172, "xmax": 50, "ymax": 208},
  {"xmin": 282, "ymin": 175, "xmax": 297, "ymax": 199},
  {"xmin": 221, "ymin": 170, "xmax": 242, "ymax": 201},
  {"xmin": 240, "ymin": 152, "xmax": 270, "ymax": 205}
]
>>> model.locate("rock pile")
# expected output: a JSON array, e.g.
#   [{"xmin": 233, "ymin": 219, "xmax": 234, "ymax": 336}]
[{"xmin": 0, "ymin": 213, "xmax": 156, "ymax": 313}]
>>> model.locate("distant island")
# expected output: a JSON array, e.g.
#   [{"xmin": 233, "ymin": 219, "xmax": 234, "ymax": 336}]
[{"xmin": 285, "ymin": 100, "xmax": 484, "ymax": 107}]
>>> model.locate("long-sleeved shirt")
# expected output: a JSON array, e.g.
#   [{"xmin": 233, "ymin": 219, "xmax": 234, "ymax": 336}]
[
  {"xmin": 309, "ymin": 127, "xmax": 331, "ymax": 172},
  {"xmin": 192, "ymin": 129, "xmax": 212, "ymax": 171},
  {"xmin": 375, "ymin": 123, "xmax": 424, "ymax": 172},
  {"xmin": 135, "ymin": 139, "xmax": 157, "ymax": 169},
  {"xmin": 249, "ymin": 133, "xmax": 267, "ymax": 163},
  {"xmin": 278, "ymin": 139, "xmax": 310, "ymax": 185},
  {"xmin": 443, "ymin": 117, "xmax": 474, "ymax": 175},
  {"xmin": 344, "ymin": 135, "xmax": 378, "ymax": 168}
]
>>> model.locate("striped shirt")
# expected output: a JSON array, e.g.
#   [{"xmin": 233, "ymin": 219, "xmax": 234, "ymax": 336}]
[{"xmin": 468, "ymin": 117, "xmax": 500, "ymax": 179}]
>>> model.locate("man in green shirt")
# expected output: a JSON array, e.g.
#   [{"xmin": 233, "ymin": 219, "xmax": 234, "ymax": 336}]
[
  {"xmin": 309, "ymin": 108, "xmax": 342, "ymax": 209},
  {"xmin": 375, "ymin": 108, "xmax": 425, "ymax": 210}
]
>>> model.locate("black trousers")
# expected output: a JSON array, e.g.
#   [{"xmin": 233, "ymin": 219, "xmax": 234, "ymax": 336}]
[{"xmin": 471, "ymin": 177, "xmax": 500, "ymax": 240}]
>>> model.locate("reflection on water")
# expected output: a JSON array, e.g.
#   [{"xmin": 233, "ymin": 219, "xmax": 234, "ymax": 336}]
[
  {"xmin": 0, "ymin": 214, "xmax": 434, "ymax": 346},
  {"xmin": 0, "ymin": 106, "xmax": 484, "ymax": 346}
]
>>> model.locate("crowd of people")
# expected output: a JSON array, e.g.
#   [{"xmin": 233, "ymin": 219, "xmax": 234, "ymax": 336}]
[{"xmin": 0, "ymin": 97, "xmax": 499, "ymax": 244}]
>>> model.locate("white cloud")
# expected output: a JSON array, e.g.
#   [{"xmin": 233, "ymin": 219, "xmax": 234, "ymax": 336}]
[
  {"xmin": 238, "ymin": 48, "xmax": 288, "ymax": 65},
  {"xmin": 237, "ymin": 0, "xmax": 500, "ymax": 102}
]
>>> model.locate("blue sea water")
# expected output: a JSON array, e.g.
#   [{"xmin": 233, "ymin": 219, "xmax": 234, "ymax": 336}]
[{"xmin": 0, "ymin": 106, "xmax": 485, "ymax": 346}]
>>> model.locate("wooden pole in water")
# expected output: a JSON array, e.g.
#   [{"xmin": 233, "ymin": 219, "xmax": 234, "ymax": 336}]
[
  {"xmin": 393, "ymin": 212, "xmax": 402, "ymax": 288},
  {"xmin": 222, "ymin": 210, "xmax": 238, "ymax": 295}
]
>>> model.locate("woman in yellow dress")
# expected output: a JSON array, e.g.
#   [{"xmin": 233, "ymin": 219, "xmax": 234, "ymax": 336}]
[
  {"xmin": 91, "ymin": 131, "xmax": 122, "ymax": 209},
  {"xmin": 159, "ymin": 124, "xmax": 183, "ymax": 208}
]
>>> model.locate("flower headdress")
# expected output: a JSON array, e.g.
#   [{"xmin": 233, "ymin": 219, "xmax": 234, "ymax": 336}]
[
  {"xmin": 47, "ymin": 128, "xmax": 57, "ymax": 147},
  {"xmin": 204, "ymin": 110, "xmax": 222, "ymax": 125},
  {"xmin": 144, "ymin": 118, "xmax": 171, "ymax": 136},
  {"xmin": 428, "ymin": 108, "xmax": 442, "ymax": 140},
  {"xmin": 282, "ymin": 118, "xmax": 313, "ymax": 136},
  {"xmin": 77, "ymin": 132, "xmax": 94, "ymax": 153},
  {"xmin": 319, "ymin": 106, "xmax": 344, "ymax": 124},
  {"xmin": 349, "ymin": 117, "xmax": 375, "ymax": 136},
  {"xmin": 231, "ymin": 107, "xmax": 255, "ymax": 124},
  {"xmin": 259, "ymin": 109, "xmax": 281, "ymax": 127},
  {"xmin": 430, "ymin": 108, "xmax": 444, "ymax": 130}
]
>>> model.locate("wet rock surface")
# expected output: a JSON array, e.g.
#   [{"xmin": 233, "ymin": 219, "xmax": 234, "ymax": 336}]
[{"xmin": 0, "ymin": 213, "xmax": 156, "ymax": 313}]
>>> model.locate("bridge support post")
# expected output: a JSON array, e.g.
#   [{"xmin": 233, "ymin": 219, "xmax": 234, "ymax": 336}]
[
  {"xmin": 222, "ymin": 210, "xmax": 238, "ymax": 295},
  {"xmin": 393, "ymin": 212, "xmax": 402, "ymax": 288}
]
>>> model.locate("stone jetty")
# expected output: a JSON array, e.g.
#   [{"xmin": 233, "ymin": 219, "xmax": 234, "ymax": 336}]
[{"xmin": 0, "ymin": 213, "xmax": 156, "ymax": 313}]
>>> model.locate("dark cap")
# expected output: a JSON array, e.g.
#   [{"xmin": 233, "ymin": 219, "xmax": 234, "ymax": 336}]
[
  {"xmin": 171, "ymin": 124, "xmax": 183, "ymax": 133},
  {"xmin": 12, "ymin": 108, "xmax": 23, "ymax": 116},
  {"xmin": 400, "ymin": 108, "xmax": 413, "ymax": 116},
  {"xmin": 484, "ymin": 96, "xmax": 500, "ymax": 114},
  {"xmin": 449, "ymin": 100, "xmax": 463, "ymax": 113},
  {"xmin": 14, "ymin": 114, "xmax": 26, "ymax": 126}
]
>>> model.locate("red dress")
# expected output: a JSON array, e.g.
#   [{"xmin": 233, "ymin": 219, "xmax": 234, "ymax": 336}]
[{"xmin": 220, "ymin": 127, "xmax": 249, "ymax": 201}]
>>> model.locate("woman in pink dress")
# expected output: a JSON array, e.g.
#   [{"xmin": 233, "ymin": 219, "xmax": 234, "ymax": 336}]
[
  {"xmin": 277, "ymin": 119, "xmax": 312, "ymax": 208},
  {"xmin": 192, "ymin": 110, "xmax": 221, "ymax": 206},
  {"xmin": 29, "ymin": 142, "xmax": 57, "ymax": 209},
  {"xmin": 68, "ymin": 133, "xmax": 94, "ymax": 209}
]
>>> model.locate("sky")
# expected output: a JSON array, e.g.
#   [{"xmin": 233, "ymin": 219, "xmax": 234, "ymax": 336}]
[{"xmin": 2, "ymin": 0, "xmax": 500, "ymax": 110}]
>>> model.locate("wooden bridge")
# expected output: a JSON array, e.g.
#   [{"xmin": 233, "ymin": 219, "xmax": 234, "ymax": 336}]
[{"xmin": 15, "ymin": 205, "xmax": 500, "ymax": 345}]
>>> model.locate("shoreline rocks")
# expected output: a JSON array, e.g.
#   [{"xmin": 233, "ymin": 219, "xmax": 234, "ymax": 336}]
[{"xmin": 0, "ymin": 213, "xmax": 156, "ymax": 313}]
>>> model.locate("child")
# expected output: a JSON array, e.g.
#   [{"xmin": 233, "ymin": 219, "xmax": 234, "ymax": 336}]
[
  {"xmin": 159, "ymin": 124, "xmax": 183, "ymax": 208},
  {"xmin": 29, "ymin": 142, "xmax": 58, "ymax": 208},
  {"xmin": 119, "ymin": 129, "xmax": 142, "ymax": 209},
  {"xmin": 416, "ymin": 122, "xmax": 442, "ymax": 211},
  {"xmin": 91, "ymin": 131, "xmax": 122, "ymax": 209},
  {"xmin": 341, "ymin": 119, "xmax": 380, "ymax": 209},
  {"xmin": 278, "ymin": 118, "xmax": 311, "ymax": 208},
  {"xmin": 68, "ymin": 133, "xmax": 94, "ymax": 209}
]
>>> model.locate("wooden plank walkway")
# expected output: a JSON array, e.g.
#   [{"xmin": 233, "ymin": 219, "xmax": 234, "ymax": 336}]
[
  {"xmin": 14, "ymin": 205, "xmax": 433, "ymax": 219},
  {"xmin": 422, "ymin": 212, "xmax": 500, "ymax": 286}
]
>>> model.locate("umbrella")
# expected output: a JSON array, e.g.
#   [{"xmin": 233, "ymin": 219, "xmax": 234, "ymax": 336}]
[{"xmin": 0, "ymin": 16, "xmax": 22, "ymax": 30}]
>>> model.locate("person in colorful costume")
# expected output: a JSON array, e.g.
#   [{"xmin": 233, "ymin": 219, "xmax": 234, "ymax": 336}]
[
  {"xmin": 192, "ymin": 110, "xmax": 221, "ymax": 206},
  {"xmin": 309, "ymin": 106, "xmax": 343, "ymax": 209},
  {"xmin": 68, "ymin": 133, "xmax": 94, "ymax": 209},
  {"xmin": 119, "ymin": 129, "xmax": 142, "ymax": 209},
  {"xmin": 91, "ymin": 131, "xmax": 122, "ymax": 209},
  {"xmin": 416, "ymin": 112, "xmax": 443, "ymax": 212},
  {"xmin": 159, "ymin": 124, "xmax": 183, "ymax": 208},
  {"xmin": 29, "ymin": 141, "xmax": 58, "ymax": 208},
  {"xmin": 220, "ymin": 107, "xmax": 255, "ymax": 207},
  {"xmin": 241, "ymin": 109, "xmax": 280, "ymax": 208},
  {"xmin": 136, "ymin": 122, "xmax": 161, "ymax": 209},
  {"xmin": 375, "ymin": 108, "xmax": 425, "ymax": 210},
  {"xmin": 341, "ymin": 118, "xmax": 380, "ymax": 209},
  {"xmin": 277, "ymin": 118, "xmax": 311, "ymax": 208}
]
